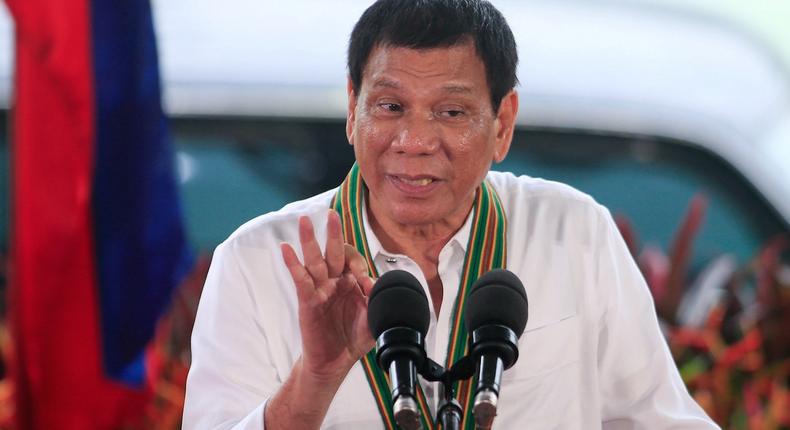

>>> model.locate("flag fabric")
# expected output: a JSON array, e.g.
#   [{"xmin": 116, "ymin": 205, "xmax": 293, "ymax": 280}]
[{"xmin": 6, "ymin": 0, "xmax": 193, "ymax": 427}]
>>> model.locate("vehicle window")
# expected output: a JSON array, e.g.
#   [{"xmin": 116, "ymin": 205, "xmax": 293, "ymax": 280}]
[
  {"xmin": 172, "ymin": 118, "xmax": 354, "ymax": 250},
  {"xmin": 500, "ymin": 130, "xmax": 788, "ymax": 267}
]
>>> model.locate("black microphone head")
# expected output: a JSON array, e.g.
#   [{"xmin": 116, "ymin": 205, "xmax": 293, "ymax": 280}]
[
  {"xmin": 367, "ymin": 270, "xmax": 430, "ymax": 339},
  {"xmin": 464, "ymin": 269, "xmax": 528, "ymax": 337}
]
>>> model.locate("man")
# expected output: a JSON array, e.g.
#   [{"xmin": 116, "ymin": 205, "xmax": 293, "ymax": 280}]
[{"xmin": 183, "ymin": 1, "xmax": 719, "ymax": 428}]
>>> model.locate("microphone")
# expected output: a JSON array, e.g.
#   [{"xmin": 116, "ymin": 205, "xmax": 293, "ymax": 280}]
[
  {"xmin": 367, "ymin": 270, "xmax": 431, "ymax": 430},
  {"xmin": 464, "ymin": 269, "xmax": 528, "ymax": 430}
]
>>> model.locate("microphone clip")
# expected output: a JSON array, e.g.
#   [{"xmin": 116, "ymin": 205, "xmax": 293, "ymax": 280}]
[
  {"xmin": 469, "ymin": 325, "xmax": 519, "ymax": 368},
  {"xmin": 416, "ymin": 358, "xmax": 465, "ymax": 430}
]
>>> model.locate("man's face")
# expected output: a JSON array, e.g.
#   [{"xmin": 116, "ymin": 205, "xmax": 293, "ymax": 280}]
[{"xmin": 346, "ymin": 42, "xmax": 518, "ymax": 227}]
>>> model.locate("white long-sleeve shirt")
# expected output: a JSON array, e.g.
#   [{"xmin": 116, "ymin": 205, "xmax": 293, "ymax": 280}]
[{"xmin": 183, "ymin": 171, "xmax": 719, "ymax": 429}]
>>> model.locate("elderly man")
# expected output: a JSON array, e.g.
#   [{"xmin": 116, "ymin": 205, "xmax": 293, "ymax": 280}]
[{"xmin": 183, "ymin": 1, "xmax": 719, "ymax": 429}]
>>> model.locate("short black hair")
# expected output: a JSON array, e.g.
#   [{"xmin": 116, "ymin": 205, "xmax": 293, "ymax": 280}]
[{"xmin": 348, "ymin": 0, "xmax": 518, "ymax": 112}]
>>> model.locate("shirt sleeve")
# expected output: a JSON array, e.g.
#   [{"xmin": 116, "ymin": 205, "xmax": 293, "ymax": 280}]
[
  {"xmin": 594, "ymin": 207, "xmax": 720, "ymax": 429},
  {"xmin": 183, "ymin": 240, "xmax": 281, "ymax": 430}
]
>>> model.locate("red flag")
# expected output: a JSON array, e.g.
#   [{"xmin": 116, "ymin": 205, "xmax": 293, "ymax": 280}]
[{"xmin": 6, "ymin": 0, "xmax": 192, "ymax": 427}]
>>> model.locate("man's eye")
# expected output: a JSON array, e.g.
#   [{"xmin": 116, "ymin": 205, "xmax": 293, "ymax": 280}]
[
  {"xmin": 439, "ymin": 109, "xmax": 466, "ymax": 119},
  {"xmin": 379, "ymin": 103, "xmax": 402, "ymax": 112}
]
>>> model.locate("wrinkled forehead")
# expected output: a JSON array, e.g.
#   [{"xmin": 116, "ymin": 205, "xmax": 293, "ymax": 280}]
[
  {"xmin": 360, "ymin": 36, "xmax": 481, "ymax": 78},
  {"xmin": 359, "ymin": 40, "xmax": 491, "ymax": 97}
]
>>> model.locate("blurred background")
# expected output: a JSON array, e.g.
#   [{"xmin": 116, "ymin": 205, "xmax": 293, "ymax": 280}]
[{"xmin": 0, "ymin": 0, "xmax": 789, "ymax": 428}]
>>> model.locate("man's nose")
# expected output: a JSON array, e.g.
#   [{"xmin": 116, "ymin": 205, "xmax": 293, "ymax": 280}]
[{"xmin": 391, "ymin": 112, "xmax": 441, "ymax": 155}]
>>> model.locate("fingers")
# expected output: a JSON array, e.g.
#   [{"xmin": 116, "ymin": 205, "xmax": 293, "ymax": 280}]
[
  {"xmin": 280, "ymin": 242, "xmax": 315, "ymax": 302},
  {"xmin": 344, "ymin": 244, "xmax": 375, "ymax": 296},
  {"xmin": 286, "ymin": 213, "xmax": 374, "ymax": 303},
  {"xmin": 325, "ymin": 210, "xmax": 344, "ymax": 278},
  {"xmin": 359, "ymin": 274, "xmax": 375, "ymax": 297},
  {"xmin": 299, "ymin": 216, "xmax": 329, "ymax": 283}
]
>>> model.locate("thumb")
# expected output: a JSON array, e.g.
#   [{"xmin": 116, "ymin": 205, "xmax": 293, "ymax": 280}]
[{"xmin": 359, "ymin": 275, "xmax": 376, "ymax": 298}]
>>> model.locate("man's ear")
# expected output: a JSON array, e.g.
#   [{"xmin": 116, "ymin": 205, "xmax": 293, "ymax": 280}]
[
  {"xmin": 492, "ymin": 90, "xmax": 519, "ymax": 163},
  {"xmin": 346, "ymin": 77, "xmax": 358, "ymax": 146}
]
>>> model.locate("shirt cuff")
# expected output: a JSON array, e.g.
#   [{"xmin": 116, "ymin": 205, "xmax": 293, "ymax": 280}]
[{"xmin": 232, "ymin": 398, "xmax": 268, "ymax": 430}]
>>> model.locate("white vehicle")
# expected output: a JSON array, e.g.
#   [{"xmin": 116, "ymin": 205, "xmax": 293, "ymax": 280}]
[{"xmin": 2, "ymin": 1, "xmax": 788, "ymax": 259}]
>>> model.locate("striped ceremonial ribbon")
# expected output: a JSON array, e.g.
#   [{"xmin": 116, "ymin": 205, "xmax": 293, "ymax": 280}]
[{"xmin": 332, "ymin": 164, "xmax": 507, "ymax": 429}]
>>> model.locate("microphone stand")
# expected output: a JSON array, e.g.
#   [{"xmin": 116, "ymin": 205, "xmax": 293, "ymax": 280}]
[
  {"xmin": 436, "ymin": 381, "xmax": 462, "ymax": 430},
  {"xmin": 418, "ymin": 356, "xmax": 476, "ymax": 430}
]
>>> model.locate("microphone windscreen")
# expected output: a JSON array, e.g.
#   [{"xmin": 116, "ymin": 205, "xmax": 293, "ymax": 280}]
[
  {"xmin": 367, "ymin": 270, "xmax": 430, "ymax": 338},
  {"xmin": 464, "ymin": 269, "xmax": 528, "ymax": 337}
]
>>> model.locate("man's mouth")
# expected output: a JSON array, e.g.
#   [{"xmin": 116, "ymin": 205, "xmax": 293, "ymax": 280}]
[
  {"xmin": 399, "ymin": 177, "xmax": 434, "ymax": 186},
  {"xmin": 387, "ymin": 174, "xmax": 441, "ymax": 194}
]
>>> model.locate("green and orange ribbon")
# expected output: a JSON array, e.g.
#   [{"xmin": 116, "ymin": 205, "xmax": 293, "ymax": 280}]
[{"xmin": 332, "ymin": 164, "xmax": 507, "ymax": 429}]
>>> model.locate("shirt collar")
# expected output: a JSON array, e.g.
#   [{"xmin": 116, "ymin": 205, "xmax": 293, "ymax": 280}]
[{"xmin": 360, "ymin": 195, "xmax": 474, "ymax": 260}]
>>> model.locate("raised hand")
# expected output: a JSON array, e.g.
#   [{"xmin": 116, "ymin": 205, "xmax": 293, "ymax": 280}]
[{"xmin": 280, "ymin": 210, "xmax": 376, "ymax": 382}]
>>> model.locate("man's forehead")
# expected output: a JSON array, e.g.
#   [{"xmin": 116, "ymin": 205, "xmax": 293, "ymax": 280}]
[
  {"xmin": 360, "ymin": 43, "xmax": 486, "ymax": 94},
  {"xmin": 370, "ymin": 77, "xmax": 475, "ymax": 95}
]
